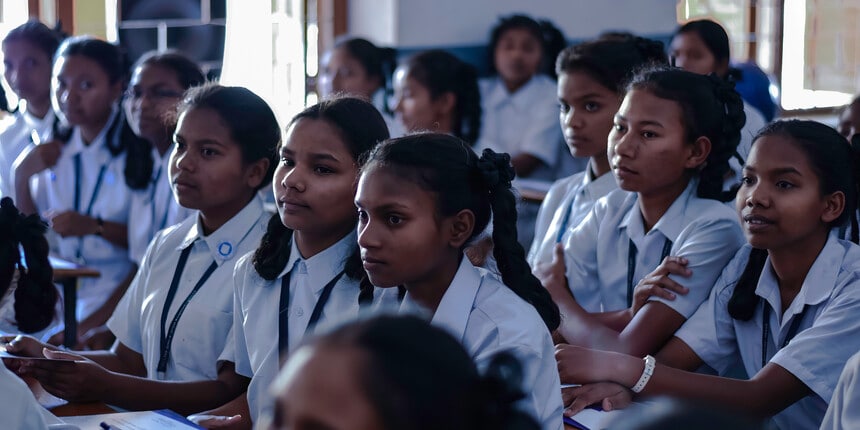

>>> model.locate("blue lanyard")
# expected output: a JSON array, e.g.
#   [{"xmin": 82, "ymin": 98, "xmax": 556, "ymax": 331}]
[
  {"xmin": 627, "ymin": 238, "xmax": 673, "ymax": 307},
  {"xmin": 72, "ymin": 153, "xmax": 108, "ymax": 216},
  {"xmin": 278, "ymin": 266, "xmax": 346, "ymax": 361},
  {"xmin": 157, "ymin": 243, "xmax": 218, "ymax": 378},
  {"xmin": 761, "ymin": 303, "xmax": 808, "ymax": 368},
  {"xmin": 555, "ymin": 202, "xmax": 574, "ymax": 244}
]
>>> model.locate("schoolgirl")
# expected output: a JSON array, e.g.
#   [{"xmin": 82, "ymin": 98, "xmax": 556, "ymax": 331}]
[
  {"xmin": 356, "ymin": 133, "xmax": 563, "ymax": 429},
  {"xmin": 670, "ymin": 19, "xmax": 768, "ymax": 191},
  {"xmin": 13, "ymin": 36, "xmax": 134, "ymax": 329},
  {"xmin": 319, "ymin": 37, "xmax": 400, "ymax": 136},
  {"xmin": 267, "ymin": 315, "xmax": 541, "ymax": 430},
  {"xmin": 527, "ymin": 34, "xmax": 667, "ymax": 268},
  {"xmin": 0, "ymin": 20, "xmax": 61, "ymax": 200},
  {"xmin": 214, "ymin": 96, "xmax": 389, "ymax": 427},
  {"xmin": 556, "ymin": 120, "xmax": 860, "ymax": 430},
  {"xmin": 391, "ymin": 49, "xmax": 481, "ymax": 146},
  {"xmin": 5, "ymin": 83, "xmax": 277, "ymax": 414},
  {"xmin": 539, "ymin": 67, "xmax": 746, "ymax": 357}
]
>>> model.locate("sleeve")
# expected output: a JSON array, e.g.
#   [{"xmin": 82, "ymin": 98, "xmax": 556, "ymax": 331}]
[
  {"xmin": 770, "ymin": 278, "xmax": 860, "ymax": 402},
  {"xmin": 562, "ymin": 199, "xmax": 603, "ymax": 309},
  {"xmin": 528, "ymin": 177, "xmax": 572, "ymax": 265},
  {"xmin": 820, "ymin": 351, "xmax": 860, "ymax": 430},
  {"xmin": 223, "ymin": 255, "xmax": 254, "ymax": 378},
  {"xmin": 650, "ymin": 216, "xmax": 746, "ymax": 318},
  {"xmin": 674, "ymin": 250, "xmax": 747, "ymax": 374},
  {"xmin": 106, "ymin": 235, "xmax": 158, "ymax": 354}
]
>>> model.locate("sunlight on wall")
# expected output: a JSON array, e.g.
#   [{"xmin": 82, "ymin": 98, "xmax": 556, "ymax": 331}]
[{"xmin": 0, "ymin": 1, "xmax": 30, "ymax": 110}]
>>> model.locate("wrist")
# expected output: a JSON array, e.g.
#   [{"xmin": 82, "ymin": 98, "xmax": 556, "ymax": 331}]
[{"xmin": 93, "ymin": 216, "xmax": 104, "ymax": 236}]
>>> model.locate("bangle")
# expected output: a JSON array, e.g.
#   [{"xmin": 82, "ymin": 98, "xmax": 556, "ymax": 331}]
[
  {"xmin": 94, "ymin": 217, "xmax": 104, "ymax": 236},
  {"xmin": 631, "ymin": 354, "xmax": 656, "ymax": 393}
]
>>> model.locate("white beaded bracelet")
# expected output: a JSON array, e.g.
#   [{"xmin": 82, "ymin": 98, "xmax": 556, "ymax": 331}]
[{"xmin": 631, "ymin": 354, "xmax": 656, "ymax": 393}]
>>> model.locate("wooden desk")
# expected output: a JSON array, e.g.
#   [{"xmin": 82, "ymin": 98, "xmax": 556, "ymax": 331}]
[{"xmin": 50, "ymin": 256, "xmax": 100, "ymax": 348}]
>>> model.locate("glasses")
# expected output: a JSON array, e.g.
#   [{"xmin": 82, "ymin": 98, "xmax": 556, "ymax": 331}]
[{"xmin": 125, "ymin": 87, "xmax": 184, "ymax": 101}]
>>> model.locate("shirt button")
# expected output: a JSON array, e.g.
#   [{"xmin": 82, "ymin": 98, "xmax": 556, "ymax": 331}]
[{"xmin": 295, "ymin": 307, "xmax": 304, "ymax": 317}]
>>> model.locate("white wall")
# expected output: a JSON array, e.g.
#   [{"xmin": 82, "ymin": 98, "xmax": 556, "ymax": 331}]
[{"xmin": 348, "ymin": 0, "xmax": 678, "ymax": 48}]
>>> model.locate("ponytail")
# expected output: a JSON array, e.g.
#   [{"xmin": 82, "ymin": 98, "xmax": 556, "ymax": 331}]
[
  {"xmin": 0, "ymin": 197, "xmax": 57, "ymax": 333},
  {"xmin": 252, "ymin": 213, "xmax": 293, "ymax": 281},
  {"xmin": 478, "ymin": 149, "xmax": 560, "ymax": 331},
  {"xmin": 727, "ymin": 247, "xmax": 767, "ymax": 321},
  {"xmin": 850, "ymin": 134, "xmax": 860, "ymax": 243},
  {"xmin": 700, "ymin": 73, "xmax": 746, "ymax": 202}
]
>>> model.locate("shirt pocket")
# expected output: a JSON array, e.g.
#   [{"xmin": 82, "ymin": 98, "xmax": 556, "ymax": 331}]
[{"xmin": 171, "ymin": 304, "xmax": 233, "ymax": 381}]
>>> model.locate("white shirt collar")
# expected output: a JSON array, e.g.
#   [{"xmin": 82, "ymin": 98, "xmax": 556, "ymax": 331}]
[
  {"xmin": 279, "ymin": 230, "xmax": 357, "ymax": 294},
  {"xmin": 620, "ymin": 178, "xmax": 698, "ymax": 243},
  {"xmin": 178, "ymin": 194, "xmax": 265, "ymax": 265},
  {"xmin": 484, "ymin": 75, "xmax": 545, "ymax": 111}
]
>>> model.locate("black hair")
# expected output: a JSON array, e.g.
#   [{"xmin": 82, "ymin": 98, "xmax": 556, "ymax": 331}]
[
  {"xmin": 674, "ymin": 19, "xmax": 742, "ymax": 81},
  {"xmin": 3, "ymin": 19, "xmax": 63, "ymax": 60},
  {"xmin": 174, "ymin": 83, "xmax": 280, "ymax": 191},
  {"xmin": 627, "ymin": 67, "xmax": 746, "ymax": 202},
  {"xmin": 308, "ymin": 315, "xmax": 540, "ymax": 430},
  {"xmin": 487, "ymin": 14, "xmax": 566, "ymax": 79},
  {"xmin": 55, "ymin": 35, "xmax": 127, "ymax": 85},
  {"xmin": 252, "ymin": 96, "xmax": 389, "ymax": 305},
  {"xmin": 332, "ymin": 37, "xmax": 397, "ymax": 114},
  {"xmin": 123, "ymin": 50, "xmax": 205, "ymax": 190},
  {"xmin": 402, "ymin": 50, "xmax": 482, "ymax": 145},
  {"xmin": 362, "ymin": 133, "xmax": 560, "ymax": 331},
  {"xmin": 0, "ymin": 197, "xmax": 57, "ymax": 333},
  {"xmin": 728, "ymin": 120, "xmax": 860, "ymax": 320},
  {"xmin": 556, "ymin": 34, "xmax": 668, "ymax": 96}
]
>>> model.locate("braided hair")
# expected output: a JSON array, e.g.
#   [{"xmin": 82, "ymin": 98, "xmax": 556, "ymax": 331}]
[
  {"xmin": 627, "ymin": 67, "xmax": 746, "ymax": 202},
  {"xmin": 361, "ymin": 133, "xmax": 560, "ymax": 331},
  {"xmin": 252, "ymin": 96, "xmax": 389, "ymax": 305},
  {"xmin": 728, "ymin": 120, "xmax": 860, "ymax": 320},
  {"xmin": 0, "ymin": 197, "xmax": 57, "ymax": 333}
]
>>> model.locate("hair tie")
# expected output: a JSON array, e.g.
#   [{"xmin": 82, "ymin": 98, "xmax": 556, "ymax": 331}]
[
  {"xmin": 476, "ymin": 149, "xmax": 515, "ymax": 191},
  {"xmin": 473, "ymin": 352, "xmax": 527, "ymax": 422}
]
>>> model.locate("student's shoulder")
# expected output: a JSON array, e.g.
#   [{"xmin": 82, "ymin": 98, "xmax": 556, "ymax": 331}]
[
  {"xmin": 543, "ymin": 171, "xmax": 586, "ymax": 204},
  {"xmin": 710, "ymin": 244, "xmax": 755, "ymax": 296},
  {"xmin": 470, "ymin": 270, "xmax": 549, "ymax": 346},
  {"xmin": 593, "ymin": 188, "xmax": 636, "ymax": 215},
  {"xmin": 147, "ymin": 214, "xmax": 196, "ymax": 254},
  {"xmin": 686, "ymin": 195, "xmax": 739, "ymax": 222},
  {"xmin": 833, "ymin": 239, "xmax": 860, "ymax": 289}
]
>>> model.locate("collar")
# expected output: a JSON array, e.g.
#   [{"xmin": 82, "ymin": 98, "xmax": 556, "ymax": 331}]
[
  {"xmin": 278, "ymin": 231, "xmax": 357, "ymax": 294},
  {"xmin": 755, "ymin": 234, "xmax": 845, "ymax": 316},
  {"xmin": 64, "ymin": 106, "xmax": 120, "ymax": 159},
  {"xmin": 178, "ymin": 194, "xmax": 265, "ymax": 265},
  {"xmin": 22, "ymin": 107, "xmax": 54, "ymax": 131},
  {"xmin": 619, "ymin": 178, "xmax": 697, "ymax": 243},
  {"xmin": 483, "ymin": 76, "xmax": 543, "ymax": 111},
  {"xmin": 428, "ymin": 255, "xmax": 482, "ymax": 343},
  {"xmin": 581, "ymin": 170, "xmax": 617, "ymax": 199}
]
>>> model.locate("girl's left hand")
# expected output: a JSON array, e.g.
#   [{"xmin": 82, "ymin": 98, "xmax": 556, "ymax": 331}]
[
  {"xmin": 555, "ymin": 344, "xmax": 613, "ymax": 384},
  {"xmin": 19, "ymin": 349, "xmax": 111, "ymax": 402},
  {"xmin": 562, "ymin": 382, "xmax": 632, "ymax": 416},
  {"xmin": 51, "ymin": 211, "xmax": 98, "ymax": 238},
  {"xmin": 534, "ymin": 244, "xmax": 572, "ymax": 301}
]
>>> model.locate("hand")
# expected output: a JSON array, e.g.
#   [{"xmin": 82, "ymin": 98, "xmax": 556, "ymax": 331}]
[
  {"xmin": 1, "ymin": 334, "xmax": 54, "ymax": 358},
  {"xmin": 631, "ymin": 256, "xmax": 692, "ymax": 315},
  {"xmin": 18, "ymin": 349, "xmax": 111, "ymax": 402},
  {"xmin": 555, "ymin": 344, "xmax": 614, "ymax": 385},
  {"xmin": 15, "ymin": 140, "xmax": 63, "ymax": 176},
  {"xmin": 187, "ymin": 414, "xmax": 245, "ymax": 429},
  {"xmin": 534, "ymin": 244, "xmax": 570, "ymax": 301},
  {"xmin": 51, "ymin": 211, "xmax": 98, "ymax": 238},
  {"xmin": 562, "ymin": 382, "xmax": 632, "ymax": 416},
  {"xmin": 78, "ymin": 325, "xmax": 116, "ymax": 351}
]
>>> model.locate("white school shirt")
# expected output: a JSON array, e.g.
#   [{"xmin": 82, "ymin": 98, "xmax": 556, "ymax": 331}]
[
  {"xmin": 675, "ymin": 238, "xmax": 860, "ymax": 430},
  {"xmin": 128, "ymin": 146, "xmax": 193, "ymax": 265},
  {"xmin": 223, "ymin": 231, "xmax": 365, "ymax": 424},
  {"xmin": 527, "ymin": 170, "xmax": 617, "ymax": 269},
  {"xmin": 563, "ymin": 179, "xmax": 744, "ymax": 315},
  {"xmin": 725, "ymin": 101, "xmax": 768, "ymax": 191},
  {"xmin": 36, "ymin": 115, "xmax": 134, "ymax": 320},
  {"xmin": 0, "ymin": 106, "xmax": 55, "ymax": 199},
  {"xmin": 475, "ymin": 75, "xmax": 563, "ymax": 182},
  {"xmin": 106, "ymin": 195, "xmax": 267, "ymax": 381},
  {"xmin": 821, "ymin": 350, "xmax": 860, "ymax": 430},
  {"xmin": 0, "ymin": 363, "xmax": 49, "ymax": 430},
  {"xmin": 378, "ymin": 256, "xmax": 564, "ymax": 430}
]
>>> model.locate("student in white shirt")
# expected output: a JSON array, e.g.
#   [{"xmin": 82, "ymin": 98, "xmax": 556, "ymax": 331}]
[
  {"xmin": 356, "ymin": 134, "xmax": 563, "ymax": 430},
  {"xmin": 528, "ymin": 34, "xmax": 668, "ymax": 269},
  {"xmin": 669, "ymin": 19, "xmax": 769, "ymax": 192},
  {"xmin": 197, "ymin": 96, "xmax": 390, "ymax": 429},
  {"xmin": 265, "ymin": 315, "xmax": 541, "ymax": 430},
  {"xmin": 0, "ymin": 20, "xmax": 61, "ymax": 201},
  {"xmin": 537, "ymin": 68, "xmax": 746, "ymax": 363},
  {"xmin": 391, "ymin": 50, "xmax": 481, "ymax": 146},
  {"xmin": 557, "ymin": 120, "xmax": 860, "ymax": 430},
  {"xmin": 821, "ymin": 350, "xmax": 860, "ymax": 430},
  {"xmin": 4, "ymin": 83, "xmax": 278, "ymax": 414},
  {"xmin": 14, "ymin": 37, "xmax": 135, "ymax": 341},
  {"xmin": 318, "ymin": 37, "xmax": 402, "ymax": 137}
]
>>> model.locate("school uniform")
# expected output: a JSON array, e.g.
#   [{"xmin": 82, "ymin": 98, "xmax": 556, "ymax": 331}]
[
  {"xmin": 223, "ymin": 231, "xmax": 366, "ymax": 424},
  {"xmin": 0, "ymin": 363, "xmax": 49, "ymax": 430},
  {"xmin": 0, "ymin": 105, "xmax": 55, "ymax": 200},
  {"xmin": 35, "ymin": 111, "xmax": 134, "ymax": 320},
  {"xmin": 106, "ymin": 195, "xmax": 267, "ymax": 381},
  {"xmin": 128, "ymin": 146, "xmax": 193, "ymax": 265},
  {"xmin": 725, "ymin": 101, "xmax": 768, "ymax": 191},
  {"xmin": 527, "ymin": 170, "xmax": 617, "ymax": 269},
  {"xmin": 821, "ymin": 350, "xmax": 860, "ymax": 430},
  {"xmin": 377, "ymin": 256, "xmax": 564, "ymax": 430},
  {"xmin": 675, "ymin": 237, "xmax": 860, "ymax": 430},
  {"xmin": 371, "ymin": 88, "xmax": 403, "ymax": 138},
  {"xmin": 563, "ymin": 179, "xmax": 744, "ymax": 315}
]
